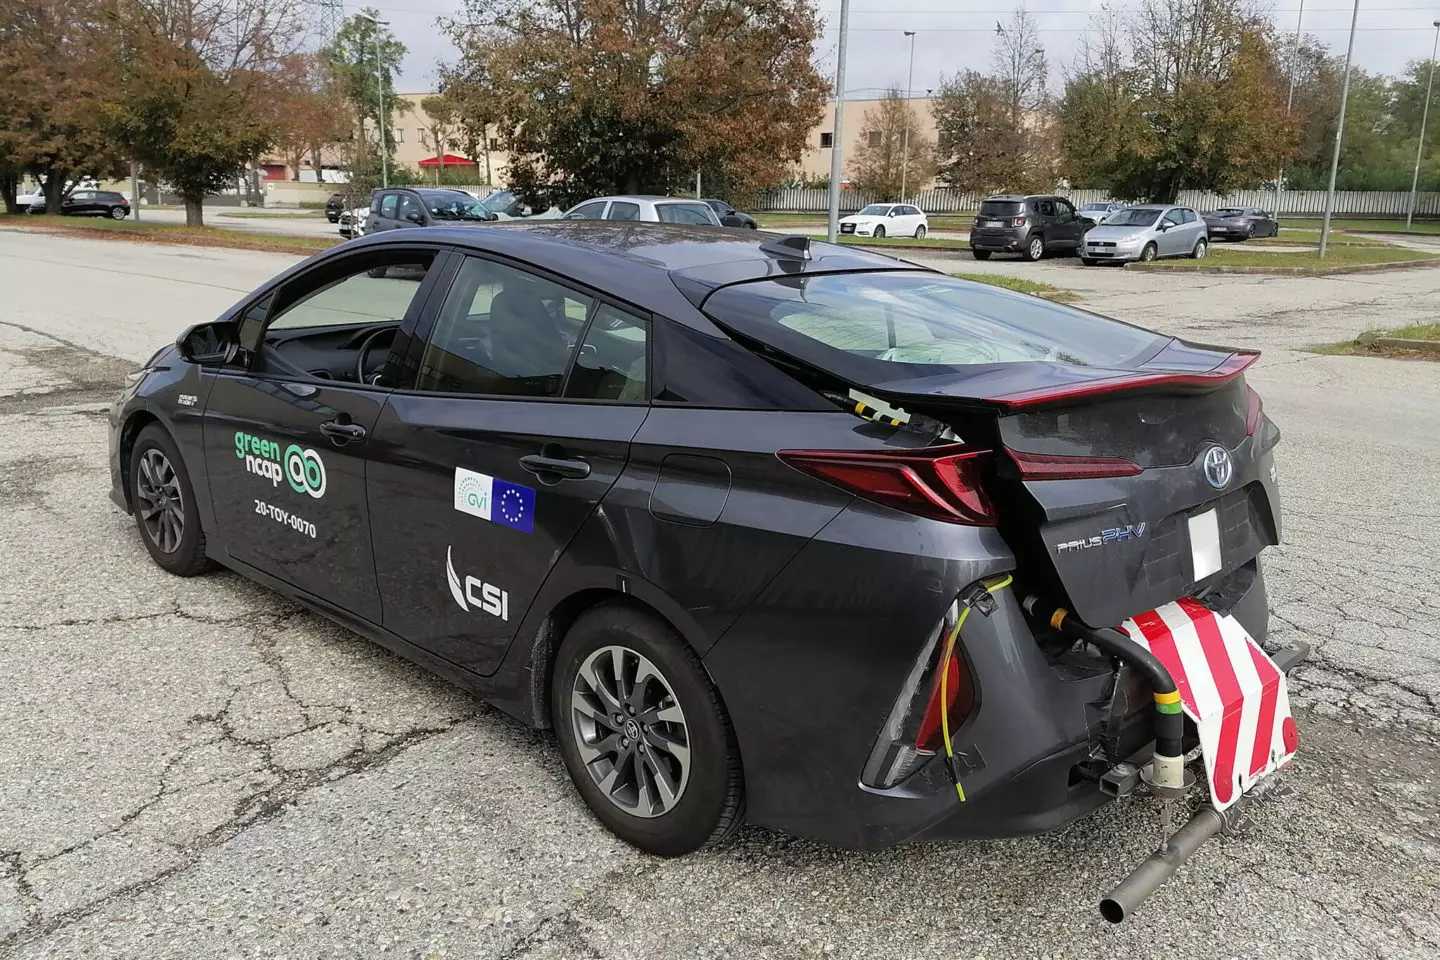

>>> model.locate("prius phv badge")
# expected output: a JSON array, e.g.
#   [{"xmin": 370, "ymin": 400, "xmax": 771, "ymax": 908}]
[{"xmin": 453, "ymin": 467, "xmax": 535, "ymax": 534}]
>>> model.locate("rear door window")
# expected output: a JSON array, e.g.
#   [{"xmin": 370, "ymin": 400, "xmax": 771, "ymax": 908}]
[
  {"xmin": 702, "ymin": 272, "xmax": 1165, "ymax": 379},
  {"xmin": 979, "ymin": 200, "xmax": 1021, "ymax": 218},
  {"xmin": 656, "ymin": 202, "xmax": 717, "ymax": 225},
  {"xmin": 606, "ymin": 201, "xmax": 641, "ymax": 221}
]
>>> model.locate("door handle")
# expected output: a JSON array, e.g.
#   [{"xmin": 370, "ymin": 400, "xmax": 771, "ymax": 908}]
[
  {"xmin": 520, "ymin": 454, "xmax": 590, "ymax": 480},
  {"xmin": 319, "ymin": 420, "xmax": 367, "ymax": 442}
]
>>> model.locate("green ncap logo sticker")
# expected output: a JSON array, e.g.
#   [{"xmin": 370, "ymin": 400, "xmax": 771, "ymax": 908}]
[{"xmin": 235, "ymin": 430, "xmax": 326, "ymax": 499}]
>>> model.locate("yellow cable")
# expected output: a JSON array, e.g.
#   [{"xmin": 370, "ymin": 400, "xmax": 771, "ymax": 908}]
[{"xmin": 940, "ymin": 575, "xmax": 1013, "ymax": 803}]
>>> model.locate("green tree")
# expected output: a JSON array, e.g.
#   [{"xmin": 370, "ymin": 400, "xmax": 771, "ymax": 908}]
[
  {"xmin": 848, "ymin": 88, "xmax": 937, "ymax": 199},
  {"xmin": 440, "ymin": 0, "xmax": 829, "ymax": 206},
  {"xmin": 322, "ymin": 11, "xmax": 408, "ymax": 193},
  {"xmin": 1058, "ymin": 0, "xmax": 1298, "ymax": 200}
]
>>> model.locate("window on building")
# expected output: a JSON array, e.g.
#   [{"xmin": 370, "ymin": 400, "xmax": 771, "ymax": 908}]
[
  {"xmin": 868, "ymin": 131, "xmax": 882, "ymax": 148},
  {"xmin": 394, "ymin": 128, "xmax": 403, "ymax": 142},
  {"xmin": 489, "ymin": 137, "xmax": 500, "ymax": 151},
  {"xmin": 820, "ymin": 132, "xmax": 833, "ymax": 148}
]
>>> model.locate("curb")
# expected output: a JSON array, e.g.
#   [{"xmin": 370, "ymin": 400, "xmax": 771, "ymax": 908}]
[
  {"xmin": 1130, "ymin": 257, "xmax": 1440, "ymax": 276},
  {"xmin": 1357, "ymin": 332, "xmax": 1440, "ymax": 356}
]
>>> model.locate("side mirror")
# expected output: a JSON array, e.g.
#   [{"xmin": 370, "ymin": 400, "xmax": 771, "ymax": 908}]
[
  {"xmin": 176, "ymin": 320, "xmax": 239, "ymax": 366},
  {"xmin": 406, "ymin": 211, "xmax": 425, "ymax": 224}
]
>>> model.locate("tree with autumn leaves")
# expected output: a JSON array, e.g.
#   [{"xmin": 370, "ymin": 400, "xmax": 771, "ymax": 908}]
[{"xmin": 439, "ymin": 0, "xmax": 829, "ymax": 206}]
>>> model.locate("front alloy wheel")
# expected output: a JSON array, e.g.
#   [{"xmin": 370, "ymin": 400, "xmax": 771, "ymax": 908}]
[
  {"xmin": 873, "ymin": 225, "xmax": 886, "ymax": 239},
  {"xmin": 1140, "ymin": 242, "xmax": 1158, "ymax": 262},
  {"xmin": 571, "ymin": 645, "xmax": 691, "ymax": 818},
  {"xmin": 135, "ymin": 449, "xmax": 185, "ymax": 553},
  {"xmin": 130, "ymin": 424, "xmax": 209, "ymax": 576}
]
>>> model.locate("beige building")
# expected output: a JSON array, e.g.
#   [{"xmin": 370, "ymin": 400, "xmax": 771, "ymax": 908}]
[
  {"xmin": 260, "ymin": 93, "xmax": 512, "ymax": 186},
  {"xmin": 793, "ymin": 96, "xmax": 941, "ymax": 186}
]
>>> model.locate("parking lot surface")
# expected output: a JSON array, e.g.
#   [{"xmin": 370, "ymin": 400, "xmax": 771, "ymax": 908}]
[{"xmin": 2, "ymin": 228, "xmax": 1438, "ymax": 958}]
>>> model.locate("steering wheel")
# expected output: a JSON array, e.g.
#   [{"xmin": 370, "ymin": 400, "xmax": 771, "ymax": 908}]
[{"xmin": 355, "ymin": 326, "xmax": 396, "ymax": 384}]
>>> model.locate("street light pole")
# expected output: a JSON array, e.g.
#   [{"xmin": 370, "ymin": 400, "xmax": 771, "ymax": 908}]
[
  {"xmin": 900, "ymin": 30, "xmax": 916, "ymax": 202},
  {"xmin": 826, "ymin": 0, "xmax": 852, "ymax": 243},
  {"xmin": 1319, "ymin": 0, "xmax": 1360, "ymax": 259},
  {"xmin": 356, "ymin": 12, "xmax": 390, "ymax": 189},
  {"xmin": 1272, "ymin": 0, "xmax": 1305, "ymax": 218},
  {"xmin": 1406, "ymin": 20, "xmax": 1440, "ymax": 229}
]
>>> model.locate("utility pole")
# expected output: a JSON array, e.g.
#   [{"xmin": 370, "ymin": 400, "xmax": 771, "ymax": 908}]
[
  {"xmin": 1320, "ymin": 0, "xmax": 1360, "ymax": 259},
  {"xmin": 901, "ymin": 31, "xmax": 917, "ymax": 201},
  {"xmin": 695, "ymin": 169, "xmax": 702, "ymax": 199},
  {"xmin": 356, "ymin": 12, "xmax": 390, "ymax": 189},
  {"xmin": 826, "ymin": 0, "xmax": 852, "ymax": 243},
  {"xmin": 130, "ymin": 162, "xmax": 140, "ymax": 221},
  {"xmin": 1272, "ymin": 0, "xmax": 1305, "ymax": 219},
  {"xmin": 1407, "ymin": 20, "xmax": 1440, "ymax": 229}
]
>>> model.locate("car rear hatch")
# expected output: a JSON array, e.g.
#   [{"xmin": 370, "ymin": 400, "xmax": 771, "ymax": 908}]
[
  {"xmin": 974, "ymin": 200, "xmax": 1023, "ymax": 233},
  {"xmin": 696, "ymin": 271, "xmax": 1281, "ymax": 629}
]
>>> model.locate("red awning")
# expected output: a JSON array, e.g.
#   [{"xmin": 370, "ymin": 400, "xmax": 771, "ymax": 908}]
[{"xmin": 417, "ymin": 153, "xmax": 478, "ymax": 167}]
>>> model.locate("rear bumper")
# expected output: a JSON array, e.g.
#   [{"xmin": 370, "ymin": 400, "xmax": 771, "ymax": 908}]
[
  {"xmin": 969, "ymin": 230, "xmax": 1027, "ymax": 251},
  {"xmin": 706, "ymin": 513, "xmax": 1274, "ymax": 848}
]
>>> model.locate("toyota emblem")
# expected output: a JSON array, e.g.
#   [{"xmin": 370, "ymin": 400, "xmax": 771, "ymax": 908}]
[{"xmin": 1202, "ymin": 445, "xmax": 1233, "ymax": 489}]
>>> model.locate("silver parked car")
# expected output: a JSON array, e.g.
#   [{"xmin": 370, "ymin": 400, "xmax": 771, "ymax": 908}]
[
  {"xmin": 1081, "ymin": 204, "xmax": 1208, "ymax": 265},
  {"xmin": 1077, "ymin": 200, "xmax": 1127, "ymax": 224},
  {"xmin": 561, "ymin": 195, "xmax": 722, "ymax": 225}
]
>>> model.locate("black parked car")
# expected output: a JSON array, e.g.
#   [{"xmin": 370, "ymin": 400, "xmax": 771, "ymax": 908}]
[
  {"xmin": 31, "ymin": 189, "xmax": 130, "ymax": 219},
  {"xmin": 364, "ymin": 187, "xmax": 497, "ymax": 233},
  {"xmin": 109, "ymin": 224, "xmax": 1300, "ymax": 886},
  {"xmin": 1204, "ymin": 207, "xmax": 1279, "ymax": 241},
  {"xmin": 969, "ymin": 194, "xmax": 1091, "ymax": 261},
  {"xmin": 325, "ymin": 193, "xmax": 347, "ymax": 223},
  {"xmin": 703, "ymin": 198, "xmax": 757, "ymax": 229}
]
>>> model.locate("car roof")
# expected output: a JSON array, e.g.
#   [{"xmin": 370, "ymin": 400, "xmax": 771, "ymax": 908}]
[
  {"xmin": 336, "ymin": 221, "xmax": 925, "ymax": 326},
  {"xmin": 584, "ymin": 195, "xmax": 709, "ymax": 203}
]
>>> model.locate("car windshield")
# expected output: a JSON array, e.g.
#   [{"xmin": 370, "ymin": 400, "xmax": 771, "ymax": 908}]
[
  {"xmin": 1104, "ymin": 208, "xmax": 1162, "ymax": 227},
  {"xmin": 423, "ymin": 193, "xmax": 490, "ymax": 220},
  {"xmin": 703, "ymin": 272, "xmax": 1165, "ymax": 373},
  {"xmin": 857, "ymin": 204, "xmax": 893, "ymax": 216}
]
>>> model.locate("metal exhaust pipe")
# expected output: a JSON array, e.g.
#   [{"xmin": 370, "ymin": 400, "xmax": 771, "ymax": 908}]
[{"xmin": 1099, "ymin": 806, "xmax": 1226, "ymax": 923}]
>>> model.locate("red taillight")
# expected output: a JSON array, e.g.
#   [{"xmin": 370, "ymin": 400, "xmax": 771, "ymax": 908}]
[
  {"xmin": 1013, "ymin": 216, "xmax": 1027, "ymax": 227},
  {"xmin": 1008, "ymin": 450, "xmax": 1143, "ymax": 480},
  {"xmin": 777, "ymin": 444, "xmax": 995, "ymax": 525},
  {"xmin": 914, "ymin": 648, "xmax": 972, "ymax": 752},
  {"xmin": 991, "ymin": 351, "xmax": 1259, "ymax": 411},
  {"xmin": 1245, "ymin": 385, "xmax": 1263, "ymax": 436}
]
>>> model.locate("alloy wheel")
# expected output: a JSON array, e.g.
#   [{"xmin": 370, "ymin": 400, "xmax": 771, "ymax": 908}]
[
  {"xmin": 1194, "ymin": 239, "xmax": 1208, "ymax": 259},
  {"xmin": 111, "ymin": 206, "xmax": 126, "ymax": 220},
  {"xmin": 135, "ymin": 449, "xmax": 185, "ymax": 553},
  {"xmin": 1029, "ymin": 237, "xmax": 1043, "ymax": 260},
  {"xmin": 570, "ymin": 644, "xmax": 691, "ymax": 818},
  {"xmin": 915, "ymin": 225, "xmax": 927, "ymax": 239},
  {"xmin": 874, "ymin": 226, "xmax": 886, "ymax": 239}
]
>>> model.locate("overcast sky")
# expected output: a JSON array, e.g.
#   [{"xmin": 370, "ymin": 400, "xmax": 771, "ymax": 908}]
[{"xmin": 372, "ymin": 0, "xmax": 1440, "ymax": 96}]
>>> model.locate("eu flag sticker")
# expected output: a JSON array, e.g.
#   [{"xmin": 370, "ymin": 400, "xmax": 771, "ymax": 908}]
[{"xmin": 492, "ymin": 478, "xmax": 536, "ymax": 534}]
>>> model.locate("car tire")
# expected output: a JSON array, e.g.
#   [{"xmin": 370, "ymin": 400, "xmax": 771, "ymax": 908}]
[
  {"xmin": 1247, "ymin": 223, "xmax": 1256, "ymax": 239},
  {"xmin": 1140, "ymin": 242, "xmax": 1158, "ymax": 262},
  {"xmin": 915, "ymin": 225, "xmax": 927, "ymax": 239},
  {"xmin": 552, "ymin": 603, "xmax": 744, "ymax": 857},
  {"xmin": 971, "ymin": 249, "xmax": 991, "ymax": 260},
  {"xmin": 129, "ymin": 424, "xmax": 209, "ymax": 577},
  {"xmin": 1192, "ymin": 238, "xmax": 1208, "ymax": 259},
  {"xmin": 1082, "ymin": 258, "xmax": 1099, "ymax": 266},
  {"xmin": 110, "ymin": 206, "xmax": 127, "ymax": 220},
  {"xmin": 1023, "ymin": 235, "xmax": 1045, "ymax": 261},
  {"xmin": 873, "ymin": 225, "xmax": 886, "ymax": 239}
]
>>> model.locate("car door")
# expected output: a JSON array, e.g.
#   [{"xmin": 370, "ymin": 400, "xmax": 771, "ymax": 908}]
[
  {"xmin": 1033, "ymin": 198, "xmax": 1058, "ymax": 241},
  {"xmin": 366, "ymin": 191, "xmax": 400, "ymax": 233},
  {"xmin": 62, "ymin": 190, "xmax": 90, "ymax": 216},
  {"xmin": 200, "ymin": 244, "xmax": 449, "ymax": 623},
  {"xmin": 1053, "ymin": 198, "xmax": 1083, "ymax": 248},
  {"xmin": 395, "ymin": 192, "xmax": 428, "ymax": 229},
  {"xmin": 1184, "ymin": 208, "xmax": 1207, "ymax": 249},
  {"xmin": 1158, "ymin": 208, "xmax": 1185, "ymax": 256},
  {"xmin": 366, "ymin": 252, "xmax": 651, "ymax": 675}
]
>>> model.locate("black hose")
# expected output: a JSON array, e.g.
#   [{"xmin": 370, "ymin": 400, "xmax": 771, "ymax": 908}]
[{"xmin": 1023, "ymin": 596, "xmax": 1184, "ymax": 762}]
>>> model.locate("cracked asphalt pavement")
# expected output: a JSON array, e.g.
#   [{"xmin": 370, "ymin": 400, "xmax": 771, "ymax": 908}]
[{"xmin": 1, "ymin": 228, "xmax": 1438, "ymax": 958}]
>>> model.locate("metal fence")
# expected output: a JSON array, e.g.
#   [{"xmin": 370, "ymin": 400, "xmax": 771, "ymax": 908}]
[{"xmin": 755, "ymin": 187, "xmax": 1440, "ymax": 218}]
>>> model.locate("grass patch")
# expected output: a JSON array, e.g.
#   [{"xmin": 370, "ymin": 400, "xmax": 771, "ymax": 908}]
[
  {"xmin": 1314, "ymin": 322, "xmax": 1440, "ymax": 359},
  {"xmin": 2, "ymin": 213, "xmax": 335, "ymax": 256},
  {"xmin": 952, "ymin": 272, "xmax": 1080, "ymax": 302},
  {"xmin": 1283, "ymin": 217, "xmax": 1440, "ymax": 236},
  {"xmin": 1139, "ymin": 243, "xmax": 1440, "ymax": 273},
  {"xmin": 842, "ymin": 235, "xmax": 968, "ymax": 250}
]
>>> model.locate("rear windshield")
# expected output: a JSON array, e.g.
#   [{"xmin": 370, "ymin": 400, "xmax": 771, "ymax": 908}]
[
  {"xmin": 1211, "ymin": 208, "xmax": 1245, "ymax": 217},
  {"xmin": 702, "ymin": 272, "xmax": 1166, "ymax": 375},
  {"xmin": 1105, "ymin": 208, "xmax": 1162, "ymax": 227},
  {"xmin": 979, "ymin": 200, "xmax": 1022, "ymax": 217}
]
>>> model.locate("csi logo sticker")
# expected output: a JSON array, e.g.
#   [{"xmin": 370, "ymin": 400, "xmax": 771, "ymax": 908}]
[
  {"xmin": 445, "ymin": 546, "xmax": 509, "ymax": 620},
  {"xmin": 452, "ymin": 467, "xmax": 535, "ymax": 534}
]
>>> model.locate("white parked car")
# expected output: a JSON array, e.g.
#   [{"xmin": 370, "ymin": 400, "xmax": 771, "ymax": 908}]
[
  {"xmin": 838, "ymin": 203, "xmax": 928, "ymax": 239},
  {"xmin": 561, "ymin": 195, "xmax": 722, "ymax": 225},
  {"xmin": 337, "ymin": 204, "xmax": 371, "ymax": 239},
  {"xmin": 16, "ymin": 187, "xmax": 45, "ymax": 211},
  {"xmin": 1078, "ymin": 201, "xmax": 1127, "ymax": 224}
]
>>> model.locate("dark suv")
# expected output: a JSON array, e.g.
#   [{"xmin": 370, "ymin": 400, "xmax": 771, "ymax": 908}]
[
  {"xmin": 325, "ymin": 193, "xmax": 347, "ymax": 223},
  {"xmin": 364, "ymin": 187, "xmax": 497, "ymax": 233},
  {"xmin": 30, "ymin": 189, "xmax": 130, "ymax": 220},
  {"xmin": 969, "ymin": 195, "xmax": 1090, "ymax": 262}
]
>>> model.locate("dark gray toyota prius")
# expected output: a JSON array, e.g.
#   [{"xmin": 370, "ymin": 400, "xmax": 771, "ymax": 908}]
[{"xmin": 109, "ymin": 222, "xmax": 1298, "ymax": 897}]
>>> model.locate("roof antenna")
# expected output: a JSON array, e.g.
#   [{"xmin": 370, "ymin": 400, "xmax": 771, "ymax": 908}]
[{"xmin": 759, "ymin": 234, "xmax": 812, "ymax": 261}]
